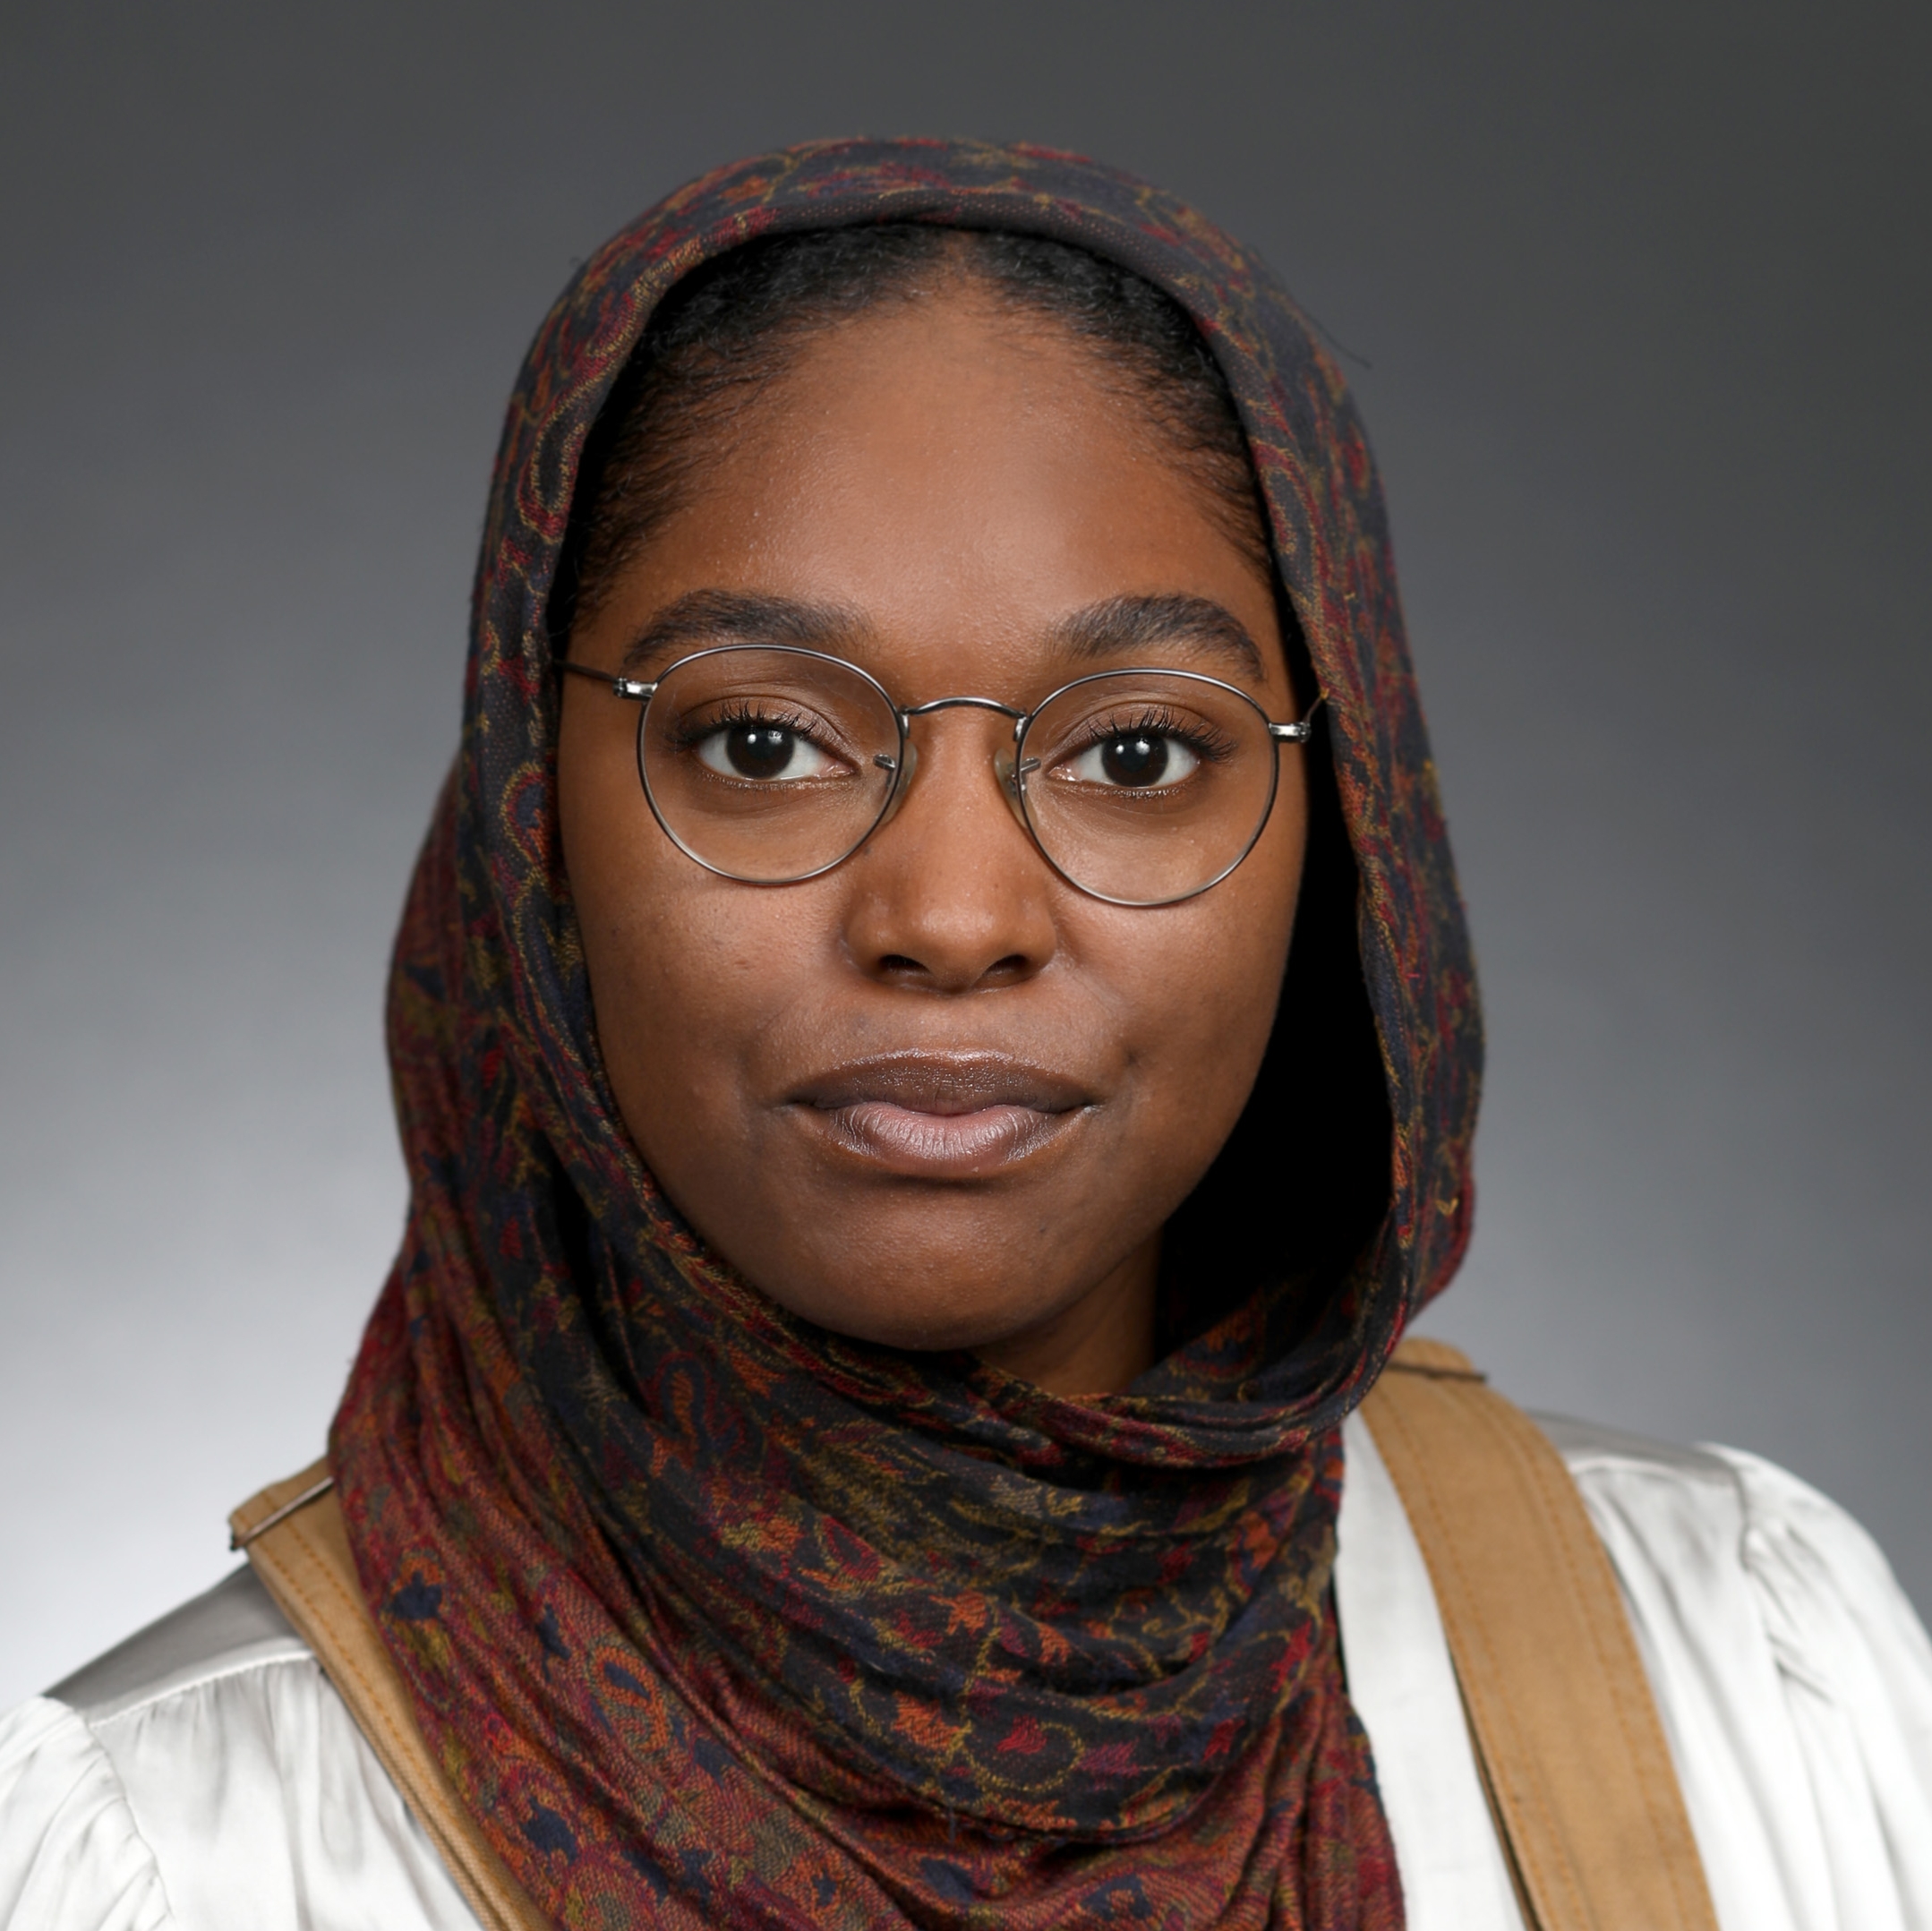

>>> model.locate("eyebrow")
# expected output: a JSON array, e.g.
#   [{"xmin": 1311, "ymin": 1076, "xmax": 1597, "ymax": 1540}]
[
  {"xmin": 618, "ymin": 590, "xmax": 868, "ymax": 676},
  {"xmin": 612, "ymin": 587, "xmax": 1267, "ymax": 684},
  {"xmin": 1050, "ymin": 594, "xmax": 1266, "ymax": 682}
]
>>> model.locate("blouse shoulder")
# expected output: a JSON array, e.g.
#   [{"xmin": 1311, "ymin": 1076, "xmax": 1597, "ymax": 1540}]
[
  {"xmin": 1337, "ymin": 1405, "xmax": 1932, "ymax": 1931},
  {"xmin": 1541, "ymin": 1414, "xmax": 1932, "ymax": 1931},
  {"xmin": 0, "ymin": 1696, "xmax": 171, "ymax": 1930},
  {"xmin": 0, "ymin": 1568, "xmax": 479, "ymax": 1931}
]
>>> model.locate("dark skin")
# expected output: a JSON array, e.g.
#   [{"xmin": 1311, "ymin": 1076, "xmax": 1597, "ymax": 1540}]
[{"xmin": 560, "ymin": 281, "xmax": 1307, "ymax": 1396}]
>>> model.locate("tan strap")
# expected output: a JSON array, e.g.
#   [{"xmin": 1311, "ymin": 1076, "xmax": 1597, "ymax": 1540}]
[
  {"xmin": 1361, "ymin": 1337, "xmax": 1720, "ymax": 1931},
  {"xmin": 230, "ymin": 1465, "xmax": 548, "ymax": 1931}
]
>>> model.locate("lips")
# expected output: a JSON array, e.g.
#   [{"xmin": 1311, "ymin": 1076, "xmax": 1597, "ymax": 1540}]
[{"xmin": 788, "ymin": 1052, "xmax": 1093, "ymax": 1178}]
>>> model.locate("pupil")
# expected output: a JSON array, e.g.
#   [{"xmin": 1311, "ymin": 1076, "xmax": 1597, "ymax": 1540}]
[
  {"xmin": 727, "ymin": 727, "xmax": 794, "ymax": 779},
  {"xmin": 1101, "ymin": 732, "xmax": 1167, "ymax": 787}
]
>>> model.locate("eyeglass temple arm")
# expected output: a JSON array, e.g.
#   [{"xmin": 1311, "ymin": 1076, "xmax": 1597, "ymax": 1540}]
[
  {"xmin": 1268, "ymin": 691, "xmax": 1327, "ymax": 744},
  {"xmin": 557, "ymin": 660, "xmax": 655, "ymax": 700}
]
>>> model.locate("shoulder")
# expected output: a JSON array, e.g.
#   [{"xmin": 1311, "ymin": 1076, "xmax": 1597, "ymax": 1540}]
[
  {"xmin": 44, "ymin": 1558, "xmax": 306, "ymax": 1713},
  {"xmin": 1339, "ymin": 1402, "xmax": 1932, "ymax": 1931},
  {"xmin": 1541, "ymin": 1414, "xmax": 1932, "ymax": 1926},
  {"xmin": 0, "ymin": 1567, "xmax": 479, "ymax": 1931},
  {"xmin": 1537, "ymin": 1414, "xmax": 1932, "ymax": 1769},
  {"xmin": 1545, "ymin": 1408, "xmax": 1928, "ymax": 1624}
]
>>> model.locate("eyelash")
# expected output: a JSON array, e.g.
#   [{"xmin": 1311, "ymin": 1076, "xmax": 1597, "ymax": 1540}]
[
  {"xmin": 671, "ymin": 702, "xmax": 826, "ymax": 748},
  {"xmin": 1071, "ymin": 707, "xmax": 1237, "ymax": 764}
]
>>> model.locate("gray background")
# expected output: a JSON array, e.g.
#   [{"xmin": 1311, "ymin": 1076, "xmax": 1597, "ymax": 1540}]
[{"xmin": 2, "ymin": 0, "xmax": 1927, "ymax": 1710}]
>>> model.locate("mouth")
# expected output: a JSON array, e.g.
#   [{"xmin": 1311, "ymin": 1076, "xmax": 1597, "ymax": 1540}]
[{"xmin": 787, "ymin": 1052, "xmax": 1095, "ymax": 1179}]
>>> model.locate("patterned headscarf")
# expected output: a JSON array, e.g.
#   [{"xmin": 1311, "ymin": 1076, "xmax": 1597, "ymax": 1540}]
[{"xmin": 332, "ymin": 139, "xmax": 1481, "ymax": 1929}]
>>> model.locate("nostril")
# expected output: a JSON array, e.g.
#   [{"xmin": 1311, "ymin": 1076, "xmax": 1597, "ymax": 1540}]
[{"xmin": 874, "ymin": 952, "xmax": 1032, "ymax": 986}]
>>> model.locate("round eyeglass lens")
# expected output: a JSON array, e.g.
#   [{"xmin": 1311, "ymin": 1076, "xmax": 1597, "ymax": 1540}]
[
  {"xmin": 637, "ymin": 646, "xmax": 902, "ymax": 884},
  {"xmin": 1016, "ymin": 670, "xmax": 1280, "ymax": 905}
]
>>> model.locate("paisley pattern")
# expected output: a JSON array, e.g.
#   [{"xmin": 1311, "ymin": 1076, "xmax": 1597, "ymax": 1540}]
[{"xmin": 331, "ymin": 140, "xmax": 1481, "ymax": 1928}]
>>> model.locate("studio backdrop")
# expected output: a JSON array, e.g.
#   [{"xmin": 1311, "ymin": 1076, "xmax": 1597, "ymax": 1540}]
[{"xmin": 1, "ymin": 0, "xmax": 1926, "ymax": 1708}]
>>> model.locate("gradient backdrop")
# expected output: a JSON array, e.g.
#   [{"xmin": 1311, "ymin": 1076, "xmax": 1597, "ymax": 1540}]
[{"xmin": 3, "ymin": 1, "xmax": 1927, "ymax": 1709}]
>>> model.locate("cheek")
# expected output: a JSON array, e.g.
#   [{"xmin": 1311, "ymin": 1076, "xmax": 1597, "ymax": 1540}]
[
  {"xmin": 559, "ymin": 707, "xmax": 779, "ymax": 1139},
  {"xmin": 573, "ymin": 846, "xmax": 819, "ymax": 1141},
  {"xmin": 1135, "ymin": 787, "xmax": 1304, "ymax": 1109},
  {"xmin": 1083, "ymin": 829, "xmax": 1301, "ymax": 1127},
  {"xmin": 1130, "ymin": 902, "xmax": 1287, "ymax": 1068}
]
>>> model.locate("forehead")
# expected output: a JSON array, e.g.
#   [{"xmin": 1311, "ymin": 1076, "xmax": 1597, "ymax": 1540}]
[{"xmin": 584, "ymin": 289, "xmax": 1288, "ymax": 702}]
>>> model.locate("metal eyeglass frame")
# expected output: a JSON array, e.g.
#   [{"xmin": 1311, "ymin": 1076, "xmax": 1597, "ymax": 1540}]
[{"xmin": 559, "ymin": 645, "xmax": 1325, "ymax": 908}]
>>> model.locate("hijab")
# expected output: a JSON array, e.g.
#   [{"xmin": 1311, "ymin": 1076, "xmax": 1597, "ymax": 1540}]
[{"xmin": 331, "ymin": 138, "xmax": 1482, "ymax": 1930}]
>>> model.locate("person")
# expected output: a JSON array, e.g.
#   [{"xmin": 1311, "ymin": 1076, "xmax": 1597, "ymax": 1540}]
[{"xmin": 2, "ymin": 138, "xmax": 1928, "ymax": 1931}]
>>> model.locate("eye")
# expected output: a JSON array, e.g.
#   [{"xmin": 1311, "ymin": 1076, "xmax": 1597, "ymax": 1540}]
[
  {"xmin": 1059, "ymin": 727, "xmax": 1202, "ymax": 790},
  {"xmin": 694, "ymin": 720, "xmax": 839, "ymax": 782}
]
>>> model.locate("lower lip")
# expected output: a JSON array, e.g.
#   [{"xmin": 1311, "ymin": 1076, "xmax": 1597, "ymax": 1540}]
[{"xmin": 811, "ymin": 1100, "xmax": 1073, "ymax": 1177}]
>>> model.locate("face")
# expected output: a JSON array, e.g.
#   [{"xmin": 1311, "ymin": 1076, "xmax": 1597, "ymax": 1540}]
[{"xmin": 560, "ymin": 283, "xmax": 1307, "ymax": 1396}]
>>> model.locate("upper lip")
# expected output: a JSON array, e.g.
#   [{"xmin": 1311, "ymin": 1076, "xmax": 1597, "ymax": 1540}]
[{"xmin": 789, "ymin": 1052, "xmax": 1093, "ymax": 1116}]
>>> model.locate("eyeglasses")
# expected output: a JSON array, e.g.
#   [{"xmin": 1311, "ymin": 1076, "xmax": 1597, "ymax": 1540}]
[{"xmin": 560, "ymin": 646, "xmax": 1322, "ymax": 908}]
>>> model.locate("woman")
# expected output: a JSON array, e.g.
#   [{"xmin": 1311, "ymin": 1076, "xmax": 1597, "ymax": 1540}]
[{"xmin": 3, "ymin": 139, "xmax": 1928, "ymax": 1931}]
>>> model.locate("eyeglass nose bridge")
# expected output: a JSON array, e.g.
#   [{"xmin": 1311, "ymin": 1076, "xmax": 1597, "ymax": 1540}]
[
  {"xmin": 869, "ymin": 693, "xmax": 1034, "ymax": 837},
  {"xmin": 897, "ymin": 693, "xmax": 1029, "ymax": 724}
]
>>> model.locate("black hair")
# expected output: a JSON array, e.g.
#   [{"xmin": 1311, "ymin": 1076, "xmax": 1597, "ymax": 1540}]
[{"xmin": 554, "ymin": 223, "xmax": 1389, "ymax": 1346}]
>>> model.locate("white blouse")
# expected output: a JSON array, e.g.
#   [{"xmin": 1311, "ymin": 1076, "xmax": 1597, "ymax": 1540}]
[{"xmin": 4, "ymin": 1413, "xmax": 1930, "ymax": 1930}]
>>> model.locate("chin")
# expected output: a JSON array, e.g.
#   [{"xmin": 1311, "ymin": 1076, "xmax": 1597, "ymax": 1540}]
[{"xmin": 771, "ymin": 1277, "xmax": 1056, "ymax": 1358}]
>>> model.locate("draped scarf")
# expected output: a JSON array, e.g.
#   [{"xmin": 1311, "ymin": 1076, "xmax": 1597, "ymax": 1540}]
[{"xmin": 331, "ymin": 139, "xmax": 1482, "ymax": 1930}]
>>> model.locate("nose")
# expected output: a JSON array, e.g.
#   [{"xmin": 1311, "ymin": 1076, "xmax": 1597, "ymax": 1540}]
[{"xmin": 841, "ymin": 711, "xmax": 1058, "ymax": 993}]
